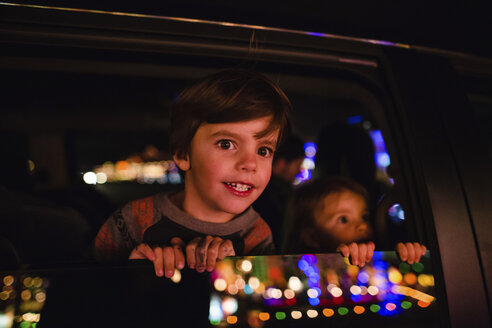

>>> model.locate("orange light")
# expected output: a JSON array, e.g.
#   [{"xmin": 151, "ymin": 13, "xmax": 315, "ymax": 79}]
[
  {"xmin": 259, "ymin": 312, "xmax": 270, "ymax": 321},
  {"xmin": 227, "ymin": 316, "xmax": 238, "ymax": 324},
  {"xmin": 404, "ymin": 273, "xmax": 417, "ymax": 285},
  {"xmin": 418, "ymin": 300, "xmax": 431, "ymax": 308},
  {"xmin": 322, "ymin": 308, "xmax": 334, "ymax": 317},
  {"xmin": 353, "ymin": 306, "xmax": 365, "ymax": 314}
]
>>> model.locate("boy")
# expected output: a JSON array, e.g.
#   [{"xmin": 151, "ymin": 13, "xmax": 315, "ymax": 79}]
[{"xmin": 93, "ymin": 69, "xmax": 291, "ymax": 277}]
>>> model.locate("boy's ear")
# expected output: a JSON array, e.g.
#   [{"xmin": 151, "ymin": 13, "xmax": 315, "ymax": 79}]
[{"xmin": 173, "ymin": 153, "xmax": 190, "ymax": 171}]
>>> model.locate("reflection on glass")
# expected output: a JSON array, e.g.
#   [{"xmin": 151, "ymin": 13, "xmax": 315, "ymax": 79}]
[{"xmin": 208, "ymin": 252, "xmax": 435, "ymax": 326}]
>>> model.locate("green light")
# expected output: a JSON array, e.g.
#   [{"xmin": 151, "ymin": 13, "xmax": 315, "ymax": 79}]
[
  {"xmin": 338, "ymin": 307, "xmax": 349, "ymax": 316},
  {"xmin": 20, "ymin": 322, "xmax": 30, "ymax": 328},
  {"xmin": 399, "ymin": 263, "xmax": 411, "ymax": 273},
  {"xmin": 401, "ymin": 301, "xmax": 412, "ymax": 309},
  {"xmin": 370, "ymin": 304, "xmax": 380, "ymax": 312},
  {"xmin": 32, "ymin": 324, "xmax": 37, "ymax": 328},
  {"xmin": 210, "ymin": 320, "xmax": 221, "ymax": 325},
  {"xmin": 412, "ymin": 262, "xmax": 424, "ymax": 272},
  {"xmin": 275, "ymin": 312, "xmax": 286, "ymax": 320}
]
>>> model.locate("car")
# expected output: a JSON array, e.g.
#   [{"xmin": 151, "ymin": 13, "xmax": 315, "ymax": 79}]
[{"xmin": 0, "ymin": 2, "xmax": 491, "ymax": 328}]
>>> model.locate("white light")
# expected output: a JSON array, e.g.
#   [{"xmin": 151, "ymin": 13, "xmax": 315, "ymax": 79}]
[
  {"xmin": 214, "ymin": 278, "xmax": 227, "ymax": 292},
  {"xmin": 248, "ymin": 277, "xmax": 260, "ymax": 290},
  {"xmin": 227, "ymin": 284, "xmax": 238, "ymax": 295},
  {"xmin": 307, "ymin": 288, "xmax": 319, "ymax": 298},
  {"xmin": 350, "ymin": 285, "xmax": 362, "ymax": 295},
  {"xmin": 241, "ymin": 260, "xmax": 252, "ymax": 272},
  {"xmin": 307, "ymin": 310, "xmax": 318, "ymax": 318},
  {"xmin": 367, "ymin": 286, "xmax": 379, "ymax": 296},
  {"xmin": 288, "ymin": 276, "xmax": 302, "ymax": 291},
  {"xmin": 222, "ymin": 297, "xmax": 238, "ymax": 314},
  {"xmin": 95, "ymin": 172, "xmax": 107, "ymax": 184},
  {"xmin": 284, "ymin": 289, "xmax": 295, "ymax": 299},
  {"xmin": 235, "ymin": 278, "xmax": 246, "ymax": 289},
  {"xmin": 302, "ymin": 158, "xmax": 315, "ymax": 170},
  {"xmin": 291, "ymin": 311, "xmax": 302, "ymax": 319},
  {"xmin": 170, "ymin": 270, "xmax": 181, "ymax": 283},
  {"xmin": 330, "ymin": 287, "xmax": 343, "ymax": 298},
  {"xmin": 83, "ymin": 172, "xmax": 97, "ymax": 185},
  {"xmin": 209, "ymin": 294, "xmax": 223, "ymax": 322}
]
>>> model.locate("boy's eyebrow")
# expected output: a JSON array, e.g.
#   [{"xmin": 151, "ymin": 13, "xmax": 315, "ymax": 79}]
[{"xmin": 211, "ymin": 130, "xmax": 278, "ymax": 147}]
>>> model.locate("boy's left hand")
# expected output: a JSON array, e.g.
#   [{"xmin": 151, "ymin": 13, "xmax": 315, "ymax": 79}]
[
  {"xmin": 337, "ymin": 242, "xmax": 375, "ymax": 267},
  {"xmin": 185, "ymin": 236, "xmax": 235, "ymax": 272}
]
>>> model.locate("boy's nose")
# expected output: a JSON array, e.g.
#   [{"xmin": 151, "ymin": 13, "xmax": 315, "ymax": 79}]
[{"xmin": 238, "ymin": 151, "xmax": 257, "ymax": 171}]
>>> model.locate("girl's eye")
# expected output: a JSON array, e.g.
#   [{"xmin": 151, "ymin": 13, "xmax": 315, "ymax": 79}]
[
  {"xmin": 258, "ymin": 147, "xmax": 274, "ymax": 157},
  {"xmin": 217, "ymin": 140, "xmax": 234, "ymax": 150},
  {"xmin": 337, "ymin": 216, "xmax": 348, "ymax": 224}
]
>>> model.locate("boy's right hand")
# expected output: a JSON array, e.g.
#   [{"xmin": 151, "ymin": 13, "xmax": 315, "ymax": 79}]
[
  {"xmin": 129, "ymin": 237, "xmax": 186, "ymax": 278},
  {"xmin": 185, "ymin": 236, "xmax": 235, "ymax": 273}
]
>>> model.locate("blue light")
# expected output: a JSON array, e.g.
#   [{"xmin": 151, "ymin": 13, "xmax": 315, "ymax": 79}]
[
  {"xmin": 388, "ymin": 204, "xmax": 405, "ymax": 222},
  {"xmin": 307, "ymin": 32, "xmax": 325, "ymax": 37},
  {"xmin": 357, "ymin": 271, "xmax": 370, "ymax": 284},
  {"xmin": 376, "ymin": 152, "xmax": 391, "ymax": 167},
  {"xmin": 298, "ymin": 259, "xmax": 309, "ymax": 271},
  {"xmin": 347, "ymin": 115, "xmax": 363, "ymax": 125},
  {"xmin": 373, "ymin": 260, "xmax": 389, "ymax": 271},
  {"xmin": 351, "ymin": 294, "xmax": 362, "ymax": 302},
  {"xmin": 308, "ymin": 297, "xmax": 320, "ymax": 306},
  {"xmin": 244, "ymin": 284, "xmax": 253, "ymax": 295},
  {"xmin": 313, "ymin": 287, "xmax": 322, "ymax": 296},
  {"xmin": 302, "ymin": 254, "xmax": 317, "ymax": 265}
]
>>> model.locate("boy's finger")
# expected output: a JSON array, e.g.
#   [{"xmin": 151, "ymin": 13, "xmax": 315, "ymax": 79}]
[
  {"xmin": 196, "ymin": 236, "xmax": 214, "ymax": 272},
  {"xmin": 349, "ymin": 242, "xmax": 359, "ymax": 266},
  {"xmin": 396, "ymin": 242, "xmax": 408, "ymax": 262},
  {"xmin": 218, "ymin": 240, "xmax": 235, "ymax": 259},
  {"xmin": 186, "ymin": 238, "xmax": 200, "ymax": 269},
  {"xmin": 171, "ymin": 237, "xmax": 185, "ymax": 270},
  {"xmin": 129, "ymin": 243, "xmax": 154, "ymax": 260},
  {"xmin": 162, "ymin": 246, "xmax": 176, "ymax": 278},
  {"xmin": 153, "ymin": 247, "xmax": 164, "ymax": 277},
  {"xmin": 206, "ymin": 238, "xmax": 222, "ymax": 272},
  {"xmin": 405, "ymin": 242, "xmax": 416, "ymax": 264}
]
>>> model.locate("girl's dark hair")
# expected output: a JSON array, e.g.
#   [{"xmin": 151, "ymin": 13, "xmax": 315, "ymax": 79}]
[
  {"xmin": 169, "ymin": 69, "xmax": 292, "ymax": 159},
  {"xmin": 286, "ymin": 176, "xmax": 369, "ymax": 253}
]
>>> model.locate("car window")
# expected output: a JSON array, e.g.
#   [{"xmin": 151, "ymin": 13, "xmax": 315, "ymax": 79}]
[{"xmin": 0, "ymin": 4, "xmax": 448, "ymax": 327}]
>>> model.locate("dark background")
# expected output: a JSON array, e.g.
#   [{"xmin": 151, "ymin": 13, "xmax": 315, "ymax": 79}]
[{"xmin": 6, "ymin": 0, "xmax": 492, "ymax": 58}]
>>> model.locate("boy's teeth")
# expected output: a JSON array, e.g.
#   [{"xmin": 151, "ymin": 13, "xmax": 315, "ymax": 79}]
[{"xmin": 227, "ymin": 182, "xmax": 251, "ymax": 192}]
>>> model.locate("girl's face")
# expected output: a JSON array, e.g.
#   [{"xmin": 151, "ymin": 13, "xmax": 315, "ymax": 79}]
[{"xmin": 313, "ymin": 190, "xmax": 372, "ymax": 244}]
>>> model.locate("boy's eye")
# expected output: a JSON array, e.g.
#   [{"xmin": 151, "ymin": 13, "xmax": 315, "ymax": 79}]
[
  {"xmin": 217, "ymin": 139, "xmax": 234, "ymax": 150},
  {"xmin": 337, "ymin": 216, "xmax": 348, "ymax": 224},
  {"xmin": 258, "ymin": 147, "xmax": 274, "ymax": 157}
]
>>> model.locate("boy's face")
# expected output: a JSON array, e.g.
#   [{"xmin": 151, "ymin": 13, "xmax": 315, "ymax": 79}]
[
  {"xmin": 174, "ymin": 116, "xmax": 278, "ymax": 222},
  {"xmin": 313, "ymin": 190, "xmax": 372, "ymax": 244}
]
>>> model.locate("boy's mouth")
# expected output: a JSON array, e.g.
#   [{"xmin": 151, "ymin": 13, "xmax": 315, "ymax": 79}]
[{"xmin": 224, "ymin": 182, "xmax": 253, "ymax": 192}]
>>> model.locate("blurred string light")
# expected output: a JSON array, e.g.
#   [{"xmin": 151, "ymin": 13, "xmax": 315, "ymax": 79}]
[
  {"xmin": 209, "ymin": 294, "xmax": 223, "ymax": 325},
  {"xmin": 388, "ymin": 203, "xmax": 406, "ymax": 222},
  {"xmin": 297, "ymin": 255, "xmax": 321, "ymax": 306},
  {"xmin": 294, "ymin": 142, "xmax": 317, "ymax": 185},
  {"xmin": 82, "ymin": 160, "xmax": 182, "ymax": 185}
]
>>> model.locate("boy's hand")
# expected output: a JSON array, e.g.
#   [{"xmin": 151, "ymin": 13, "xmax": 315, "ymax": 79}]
[
  {"xmin": 129, "ymin": 237, "xmax": 186, "ymax": 278},
  {"xmin": 337, "ymin": 242, "xmax": 375, "ymax": 267},
  {"xmin": 185, "ymin": 236, "xmax": 235, "ymax": 273},
  {"xmin": 396, "ymin": 242, "xmax": 427, "ymax": 264}
]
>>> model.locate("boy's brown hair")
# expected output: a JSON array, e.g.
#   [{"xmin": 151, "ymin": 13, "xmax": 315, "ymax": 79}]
[{"xmin": 169, "ymin": 69, "xmax": 292, "ymax": 159}]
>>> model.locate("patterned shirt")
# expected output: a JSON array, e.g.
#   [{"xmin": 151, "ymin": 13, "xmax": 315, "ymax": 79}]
[{"xmin": 93, "ymin": 192, "xmax": 274, "ymax": 260}]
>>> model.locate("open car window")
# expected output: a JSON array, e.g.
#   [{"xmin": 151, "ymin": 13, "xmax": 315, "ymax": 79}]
[{"xmin": 0, "ymin": 252, "xmax": 440, "ymax": 327}]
